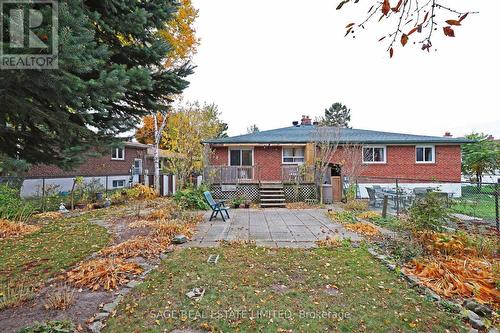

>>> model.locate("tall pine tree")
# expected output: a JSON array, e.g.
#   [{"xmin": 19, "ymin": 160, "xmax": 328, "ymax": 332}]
[
  {"xmin": 320, "ymin": 103, "xmax": 351, "ymax": 128},
  {"xmin": 0, "ymin": 0, "xmax": 193, "ymax": 169}
]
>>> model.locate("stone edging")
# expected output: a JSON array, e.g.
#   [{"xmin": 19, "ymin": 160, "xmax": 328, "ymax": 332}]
[{"xmin": 366, "ymin": 247, "xmax": 496, "ymax": 332}]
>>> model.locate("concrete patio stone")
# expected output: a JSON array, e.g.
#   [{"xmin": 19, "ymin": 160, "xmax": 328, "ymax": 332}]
[{"xmin": 188, "ymin": 208, "xmax": 360, "ymax": 248}]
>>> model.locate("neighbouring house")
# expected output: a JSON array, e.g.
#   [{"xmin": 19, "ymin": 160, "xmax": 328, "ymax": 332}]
[
  {"xmin": 204, "ymin": 116, "xmax": 470, "ymax": 206},
  {"xmin": 20, "ymin": 142, "xmax": 176, "ymax": 197}
]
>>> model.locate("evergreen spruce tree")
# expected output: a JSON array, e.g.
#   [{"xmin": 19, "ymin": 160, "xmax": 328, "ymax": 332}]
[
  {"xmin": 321, "ymin": 103, "xmax": 351, "ymax": 128},
  {"xmin": 0, "ymin": 0, "xmax": 193, "ymax": 169}
]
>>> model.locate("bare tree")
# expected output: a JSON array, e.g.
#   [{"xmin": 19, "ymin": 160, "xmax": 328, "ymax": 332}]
[
  {"xmin": 338, "ymin": 143, "xmax": 366, "ymax": 182},
  {"xmin": 310, "ymin": 126, "xmax": 341, "ymax": 204},
  {"xmin": 152, "ymin": 112, "xmax": 168, "ymax": 195}
]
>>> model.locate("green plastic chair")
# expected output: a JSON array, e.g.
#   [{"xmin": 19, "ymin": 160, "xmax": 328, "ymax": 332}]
[{"xmin": 203, "ymin": 191, "xmax": 230, "ymax": 222}]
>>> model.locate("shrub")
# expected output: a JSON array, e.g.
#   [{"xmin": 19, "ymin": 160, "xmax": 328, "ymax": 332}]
[
  {"xmin": 0, "ymin": 184, "xmax": 35, "ymax": 221},
  {"xmin": 174, "ymin": 187, "xmax": 209, "ymax": 210},
  {"xmin": 408, "ymin": 192, "xmax": 450, "ymax": 231},
  {"xmin": 386, "ymin": 236, "xmax": 424, "ymax": 263},
  {"xmin": 344, "ymin": 199, "xmax": 368, "ymax": 212},
  {"xmin": 126, "ymin": 184, "xmax": 157, "ymax": 200},
  {"xmin": 18, "ymin": 320, "xmax": 75, "ymax": 333},
  {"xmin": 327, "ymin": 211, "xmax": 357, "ymax": 223}
]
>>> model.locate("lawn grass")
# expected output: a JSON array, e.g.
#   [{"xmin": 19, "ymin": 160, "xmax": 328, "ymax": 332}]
[
  {"xmin": 105, "ymin": 245, "xmax": 465, "ymax": 333},
  {"xmin": 0, "ymin": 215, "xmax": 110, "ymax": 288},
  {"xmin": 451, "ymin": 193, "xmax": 496, "ymax": 221}
]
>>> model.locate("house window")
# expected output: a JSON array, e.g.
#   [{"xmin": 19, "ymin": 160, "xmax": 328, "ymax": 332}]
[
  {"xmin": 112, "ymin": 147, "xmax": 125, "ymax": 160},
  {"xmin": 282, "ymin": 147, "xmax": 305, "ymax": 164},
  {"xmin": 416, "ymin": 146, "xmax": 435, "ymax": 163},
  {"xmin": 229, "ymin": 149, "xmax": 253, "ymax": 166},
  {"xmin": 112, "ymin": 179, "xmax": 126, "ymax": 188},
  {"xmin": 363, "ymin": 146, "xmax": 386, "ymax": 163}
]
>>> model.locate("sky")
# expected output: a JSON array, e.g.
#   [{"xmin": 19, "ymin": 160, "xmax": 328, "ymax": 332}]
[{"xmin": 183, "ymin": 0, "xmax": 500, "ymax": 138}]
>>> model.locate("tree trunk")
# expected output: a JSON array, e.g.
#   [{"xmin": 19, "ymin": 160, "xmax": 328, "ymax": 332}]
[{"xmin": 153, "ymin": 141, "xmax": 161, "ymax": 195}]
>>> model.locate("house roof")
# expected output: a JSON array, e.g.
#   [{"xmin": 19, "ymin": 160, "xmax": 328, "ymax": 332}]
[{"xmin": 205, "ymin": 126, "xmax": 472, "ymax": 145}]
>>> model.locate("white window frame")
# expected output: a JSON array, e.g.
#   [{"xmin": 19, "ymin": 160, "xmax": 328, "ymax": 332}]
[
  {"xmin": 112, "ymin": 179, "xmax": 126, "ymax": 188},
  {"xmin": 111, "ymin": 147, "xmax": 125, "ymax": 160},
  {"xmin": 227, "ymin": 147, "xmax": 254, "ymax": 166},
  {"xmin": 415, "ymin": 145, "xmax": 435, "ymax": 164},
  {"xmin": 362, "ymin": 145, "xmax": 387, "ymax": 164},
  {"xmin": 282, "ymin": 146, "xmax": 305, "ymax": 164}
]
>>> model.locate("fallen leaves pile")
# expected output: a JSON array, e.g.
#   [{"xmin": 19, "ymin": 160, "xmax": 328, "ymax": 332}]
[
  {"xmin": 32, "ymin": 211, "xmax": 64, "ymax": 220},
  {"xmin": 100, "ymin": 236, "xmax": 171, "ymax": 259},
  {"xmin": 0, "ymin": 219, "xmax": 40, "ymax": 240},
  {"xmin": 416, "ymin": 231, "xmax": 467, "ymax": 256},
  {"xmin": 146, "ymin": 205, "xmax": 178, "ymax": 221},
  {"xmin": 316, "ymin": 237, "xmax": 342, "ymax": 248},
  {"xmin": 403, "ymin": 256, "xmax": 500, "ymax": 308},
  {"xmin": 153, "ymin": 220, "xmax": 196, "ymax": 239},
  {"xmin": 344, "ymin": 222, "xmax": 380, "ymax": 237},
  {"xmin": 128, "ymin": 219, "xmax": 158, "ymax": 229},
  {"xmin": 66, "ymin": 258, "xmax": 143, "ymax": 290}
]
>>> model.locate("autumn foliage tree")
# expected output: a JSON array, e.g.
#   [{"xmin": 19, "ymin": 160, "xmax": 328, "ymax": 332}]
[
  {"xmin": 136, "ymin": 101, "xmax": 227, "ymax": 188},
  {"xmin": 338, "ymin": 0, "xmax": 477, "ymax": 57},
  {"xmin": 159, "ymin": 0, "xmax": 200, "ymax": 68}
]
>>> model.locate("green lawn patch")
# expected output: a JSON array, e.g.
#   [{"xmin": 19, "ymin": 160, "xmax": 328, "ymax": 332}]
[
  {"xmin": 105, "ymin": 245, "xmax": 464, "ymax": 333},
  {"xmin": 451, "ymin": 192, "xmax": 496, "ymax": 221},
  {"xmin": 0, "ymin": 215, "xmax": 110, "ymax": 288}
]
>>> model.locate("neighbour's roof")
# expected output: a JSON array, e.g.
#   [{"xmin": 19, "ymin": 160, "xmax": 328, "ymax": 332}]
[{"xmin": 205, "ymin": 125, "xmax": 472, "ymax": 145}]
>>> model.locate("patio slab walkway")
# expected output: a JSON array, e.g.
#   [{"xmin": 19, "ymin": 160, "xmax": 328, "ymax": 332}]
[{"xmin": 187, "ymin": 208, "xmax": 362, "ymax": 248}]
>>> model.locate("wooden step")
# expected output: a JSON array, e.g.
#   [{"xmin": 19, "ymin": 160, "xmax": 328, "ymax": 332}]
[
  {"xmin": 260, "ymin": 202, "xmax": 286, "ymax": 208},
  {"xmin": 261, "ymin": 197, "xmax": 285, "ymax": 202}
]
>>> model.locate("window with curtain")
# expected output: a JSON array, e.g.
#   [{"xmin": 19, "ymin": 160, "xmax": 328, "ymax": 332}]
[
  {"xmin": 416, "ymin": 146, "xmax": 435, "ymax": 163},
  {"xmin": 362, "ymin": 146, "xmax": 386, "ymax": 163},
  {"xmin": 282, "ymin": 147, "xmax": 305, "ymax": 163},
  {"xmin": 229, "ymin": 149, "xmax": 253, "ymax": 166}
]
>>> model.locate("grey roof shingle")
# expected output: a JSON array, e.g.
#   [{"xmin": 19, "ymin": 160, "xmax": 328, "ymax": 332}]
[{"xmin": 205, "ymin": 126, "xmax": 471, "ymax": 145}]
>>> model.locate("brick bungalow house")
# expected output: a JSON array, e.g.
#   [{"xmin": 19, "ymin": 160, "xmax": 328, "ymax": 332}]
[
  {"xmin": 204, "ymin": 116, "xmax": 470, "ymax": 206},
  {"xmin": 21, "ymin": 142, "xmax": 176, "ymax": 197}
]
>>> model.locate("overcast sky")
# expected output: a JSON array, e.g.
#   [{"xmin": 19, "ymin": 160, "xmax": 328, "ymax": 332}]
[{"xmin": 183, "ymin": 0, "xmax": 499, "ymax": 138}]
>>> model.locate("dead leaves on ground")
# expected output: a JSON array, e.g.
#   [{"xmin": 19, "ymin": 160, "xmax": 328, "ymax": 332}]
[
  {"xmin": 100, "ymin": 236, "xmax": 171, "ymax": 259},
  {"xmin": 66, "ymin": 258, "xmax": 143, "ymax": 291},
  {"xmin": 403, "ymin": 257, "xmax": 500, "ymax": 308},
  {"xmin": 316, "ymin": 237, "xmax": 342, "ymax": 248},
  {"xmin": 345, "ymin": 222, "xmax": 381, "ymax": 237},
  {"xmin": 0, "ymin": 219, "xmax": 40, "ymax": 240},
  {"xmin": 32, "ymin": 211, "xmax": 63, "ymax": 220}
]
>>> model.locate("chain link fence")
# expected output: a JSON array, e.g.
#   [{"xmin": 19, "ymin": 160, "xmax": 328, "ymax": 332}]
[{"xmin": 347, "ymin": 176, "xmax": 499, "ymax": 232}]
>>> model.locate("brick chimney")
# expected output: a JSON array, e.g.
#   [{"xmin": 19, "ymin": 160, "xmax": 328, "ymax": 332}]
[
  {"xmin": 301, "ymin": 115, "xmax": 312, "ymax": 126},
  {"xmin": 443, "ymin": 131, "xmax": 453, "ymax": 137}
]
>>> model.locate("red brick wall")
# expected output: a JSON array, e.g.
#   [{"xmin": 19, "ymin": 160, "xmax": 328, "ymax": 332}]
[
  {"xmin": 210, "ymin": 147, "xmax": 228, "ymax": 166},
  {"xmin": 210, "ymin": 144, "xmax": 462, "ymax": 182},
  {"xmin": 254, "ymin": 146, "xmax": 282, "ymax": 181},
  {"xmin": 330, "ymin": 145, "xmax": 462, "ymax": 182},
  {"xmin": 27, "ymin": 146, "xmax": 154, "ymax": 177}
]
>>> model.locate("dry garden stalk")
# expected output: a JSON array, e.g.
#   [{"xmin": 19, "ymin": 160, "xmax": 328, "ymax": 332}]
[
  {"xmin": 66, "ymin": 258, "xmax": 143, "ymax": 291},
  {"xmin": 44, "ymin": 285, "xmax": 75, "ymax": 310}
]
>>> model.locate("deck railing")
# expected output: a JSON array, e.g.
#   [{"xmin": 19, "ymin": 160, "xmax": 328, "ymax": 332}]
[
  {"xmin": 281, "ymin": 165, "xmax": 315, "ymax": 183},
  {"xmin": 204, "ymin": 166, "xmax": 259, "ymax": 184}
]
